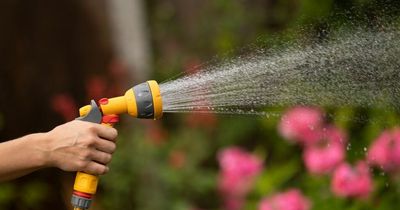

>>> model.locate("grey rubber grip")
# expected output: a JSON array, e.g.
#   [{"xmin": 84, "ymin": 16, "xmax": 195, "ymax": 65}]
[{"xmin": 133, "ymin": 82, "xmax": 154, "ymax": 119}]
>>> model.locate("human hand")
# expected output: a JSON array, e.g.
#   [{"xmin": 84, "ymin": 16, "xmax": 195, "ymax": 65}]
[{"xmin": 43, "ymin": 120, "xmax": 118, "ymax": 175}]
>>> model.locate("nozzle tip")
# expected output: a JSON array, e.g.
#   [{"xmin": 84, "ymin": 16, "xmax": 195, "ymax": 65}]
[{"xmin": 147, "ymin": 80, "xmax": 163, "ymax": 119}]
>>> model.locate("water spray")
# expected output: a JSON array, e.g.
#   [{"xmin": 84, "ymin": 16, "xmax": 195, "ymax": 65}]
[
  {"xmin": 160, "ymin": 27, "xmax": 400, "ymax": 114},
  {"xmin": 71, "ymin": 80, "xmax": 162, "ymax": 210}
]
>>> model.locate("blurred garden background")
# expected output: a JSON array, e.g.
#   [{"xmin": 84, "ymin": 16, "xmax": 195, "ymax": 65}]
[{"xmin": 1, "ymin": 0, "xmax": 400, "ymax": 209}]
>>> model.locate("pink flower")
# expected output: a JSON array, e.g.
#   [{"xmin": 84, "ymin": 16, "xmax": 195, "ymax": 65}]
[
  {"xmin": 279, "ymin": 106, "xmax": 324, "ymax": 145},
  {"xmin": 367, "ymin": 128, "xmax": 400, "ymax": 172},
  {"xmin": 259, "ymin": 189, "xmax": 311, "ymax": 210},
  {"xmin": 218, "ymin": 147, "xmax": 263, "ymax": 210},
  {"xmin": 303, "ymin": 126, "xmax": 347, "ymax": 175},
  {"xmin": 331, "ymin": 161, "xmax": 373, "ymax": 199},
  {"xmin": 218, "ymin": 147, "xmax": 263, "ymax": 178}
]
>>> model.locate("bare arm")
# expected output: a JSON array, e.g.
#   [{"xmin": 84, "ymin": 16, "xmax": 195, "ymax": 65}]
[{"xmin": 0, "ymin": 120, "xmax": 118, "ymax": 181}]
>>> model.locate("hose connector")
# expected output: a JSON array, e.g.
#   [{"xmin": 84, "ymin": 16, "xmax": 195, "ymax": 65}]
[{"xmin": 71, "ymin": 191, "xmax": 92, "ymax": 210}]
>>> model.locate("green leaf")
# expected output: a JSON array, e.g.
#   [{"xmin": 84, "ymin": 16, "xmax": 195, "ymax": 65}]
[{"xmin": 254, "ymin": 159, "xmax": 300, "ymax": 197}]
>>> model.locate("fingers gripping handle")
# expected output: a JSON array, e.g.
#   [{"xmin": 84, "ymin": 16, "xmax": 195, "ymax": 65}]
[{"xmin": 71, "ymin": 100, "xmax": 119, "ymax": 210}]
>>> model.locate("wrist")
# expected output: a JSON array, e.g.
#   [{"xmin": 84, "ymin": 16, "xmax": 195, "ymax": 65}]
[{"xmin": 22, "ymin": 133, "xmax": 51, "ymax": 169}]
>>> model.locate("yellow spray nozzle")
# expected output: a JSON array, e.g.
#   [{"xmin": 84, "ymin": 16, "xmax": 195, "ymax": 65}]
[{"xmin": 98, "ymin": 80, "xmax": 163, "ymax": 119}]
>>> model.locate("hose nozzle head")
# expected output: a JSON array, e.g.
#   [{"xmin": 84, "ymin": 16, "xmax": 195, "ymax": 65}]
[{"xmin": 98, "ymin": 80, "xmax": 163, "ymax": 119}]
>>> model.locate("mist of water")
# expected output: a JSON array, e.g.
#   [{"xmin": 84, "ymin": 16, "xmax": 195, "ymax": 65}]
[{"xmin": 159, "ymin": 25, "xmax": 400, "ymax": 116}]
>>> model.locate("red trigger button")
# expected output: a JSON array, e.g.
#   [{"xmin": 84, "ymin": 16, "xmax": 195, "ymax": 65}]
[
  {"xmin": 99, "ymin": 98, "xmax": 109, "ymax": 105},
  {"xmin": 102, "ymin": 115, "xmax": 119, "ymax": 124}
]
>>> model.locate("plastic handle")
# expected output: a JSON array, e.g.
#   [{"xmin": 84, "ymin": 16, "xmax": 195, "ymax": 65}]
[{"xmin": 72, "ymin": 100, "xmax": 119, "ymax": 210}]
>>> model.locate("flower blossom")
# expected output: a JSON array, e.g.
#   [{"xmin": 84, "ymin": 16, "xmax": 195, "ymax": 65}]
[
  {"xmin": 259, "ymin": 189, "xmax": 311, "ymax": 210},
  {"xmin": 218, "ymin": 147, "xmax": 263, "ymax": 210},
  {"xmin": 331, "ymin": 161, "xmax": 373, "ymax": 199},
  {"xmin": 303, "ymin": 126, "xmax": 347, "ymax": 175},
  {"xmin": 279, "ymin": 106, "xmax": 324, "ymax": 145},
  {"xmin": 367, "ymin": 128, "xmax": 400, "ymax": 172}
]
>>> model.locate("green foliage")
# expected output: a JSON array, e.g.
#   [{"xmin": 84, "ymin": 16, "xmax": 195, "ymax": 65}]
[
  {"xmin": 298, "ymin": 0, "xmax": 334, "ymax": 23},
  {"xmin": 0, "ymin": 181, "xmax": 49, "ymax": 209},
  {"xmin": 20, "ymin": 181, "xmax": 49, "ymax": 208},
  {"xmin": 254, "ymin": 159, "xmax": 301, "ymax": 196},
  {"xmin": 99, "ymin": 108, "xmax": 400, "ymax": 209}
]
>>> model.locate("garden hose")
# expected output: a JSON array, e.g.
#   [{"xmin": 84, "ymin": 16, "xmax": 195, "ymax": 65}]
[{"xmin": 71, "ymin": 80, "xmax": 163, "ymax": 210}]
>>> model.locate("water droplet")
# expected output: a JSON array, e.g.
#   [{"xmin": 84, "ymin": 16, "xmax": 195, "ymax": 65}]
[{"xmin": 346, "ymin": 143, "xmax": 352, "ymax": 151}]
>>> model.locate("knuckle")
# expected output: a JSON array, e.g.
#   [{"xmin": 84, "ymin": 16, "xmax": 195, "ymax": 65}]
[
  {"xmin": 85, "ymin": 136, "xmax": 97, "ymax": 146},
  {"xmin": 81, "ymin": 150, "xmax": 92, "ymax": 159},
  {"xmin": 87, "ymin": 125, "xmax": 97, "ymax": 133},
  {"xmin": 77, "ymin": 160, "xmax": 88, "ymax": 170}
]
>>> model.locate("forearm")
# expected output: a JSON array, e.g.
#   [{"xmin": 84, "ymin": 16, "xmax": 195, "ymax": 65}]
[{"xmin": 0, "ymin": 133, "xmax": 47, "ymax": 181}]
